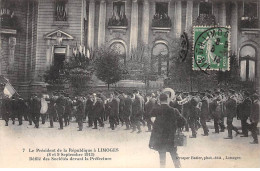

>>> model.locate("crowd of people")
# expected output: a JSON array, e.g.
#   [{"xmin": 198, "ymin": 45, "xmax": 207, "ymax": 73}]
[{"xmin": 1, "ymin": 86, "xmax": 259, "ymax": 145}]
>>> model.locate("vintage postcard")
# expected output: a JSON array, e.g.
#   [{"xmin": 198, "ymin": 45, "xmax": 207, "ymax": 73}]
[{"xmin": 0, "ymin": 0, "xmax": 259, "ymax": 168}]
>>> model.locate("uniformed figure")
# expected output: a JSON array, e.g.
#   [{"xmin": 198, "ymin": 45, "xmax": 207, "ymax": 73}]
[
  {"xmin": 55, "ymin": 93, "xmax": 65, "ymax": 130},
  {"xmin": 211, "ymin": 91, "xmax": 225, "ymax": 133},
  {"xmin": 75, "ymin": 96, "xmax": 85, "ymax": 131},
  {"xmin": 64, "ymin": 94, "xmax": 73, "ymax": 126},
  {"xmin": 118, "ymin": 91, "xmax": 126, "ymax": 126},
  {"xmin": 31, "ymin": 94, "xmax": 41, "ymax": 128},
  {"xmin": 131, "ymin": 90, "xmax": 142, "ymax": 133},
  {"xmin": 199, "ymin": 92, "xmax": 209, "ymax": 136},
  {"xmin": 224, "ymin": 89, "xmax": 240, "ymax": 139},
  {"xmin": 181, "ymin": 92, "xmax": 190, "ymax": 132},
  {"xmin": 108, "ymin": 92, "xmax": 119, "ymax": 130},
  {"xmin": 92, "ymin": 94, "xmax": 105, "ymax": 129},
  {"xmin": 144, "ymin": 93, "xmax": 156, "ymax": 132},
  {"xmin": 10, "ymin": 96, "xmax": 18, "ymax": 125},
  {"xmin": 123, "ymin": 92, "xmax": 132, "ymax": 130},
  {"xmin": 249, "ymin": 93, "xmax": 259, "ymax": 144},
  {"xmin": 114, "ymin": 92, "xmax": 120, "ymax": 126},
  {"xmin": 240, "ymin": 91, "xmax": 252, "ymax": 137},
  {"xmin": 46, "ymin": 94, "xmax": 57, "ymax": 128},
  {"xmin": 189, "ymin": 92, "xmax": 200, "ymax": 138},
  {"xmin": 18, "ymin": 97, "xmax": 27, "ymax": 125},
  {"xmin": 86, "ymin": 94, "xmax": 94, "ymax": 127},
  {"xmin": 2, "ymin": 95, "xmax": 11, "ymax": 126}
]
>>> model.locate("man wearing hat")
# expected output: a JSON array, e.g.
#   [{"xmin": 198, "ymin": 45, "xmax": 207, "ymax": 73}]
[
  {"xmin": 55, "ymin": 93, "xmax": 66, "ymax": 130},
  {"xmin": 240, "ymin": 91, "xmax": 252, "ymax": 137},
  {"xmin": 85, "ymin": 94, "xmax": 94, "ymax": 127},
  {"xmin": 64, "ymin": 94, "xmax": 73, "ymax": 126},
  {"xmin": 108, "ymin": 92, "xmax": 120, "ymax": 130},
  {"xmin": 249, "ymin": 93, "xmax": 259, "ymax": 144},
  {"xmin": 118, "ymin": 91, "xmax": 126, "ymax": 126},
  {"xmin": 1, "ymin": 94, "xmax": 11, "ymax": 126},
  {"xmin": 180, "ymin": 92, "xmax": 190, "ymax": 132},
  {"xmin": 144, "ymin": 92, "xmax": 156, "ymax": 132},
  {"xmin": 224, "ymin": 89, "xmax": 240, "ymax": 139},
  {"xmin": 131, "ymin": 89, "xmax": 142, "ymax": 133},
  {"xmin": 92, "ymin": 93, "xmax": 105, "ymax": 129},
  {"xmin": 31, "ymin": 94, "xmax": 41, "ymax": 128},
  {"xmin": 123, "ymin": 92, "xmax": 133, "ymax": 130},
  {"xmin": 199, "ymin": 92, "xmax": 209, "ymax": 136}
]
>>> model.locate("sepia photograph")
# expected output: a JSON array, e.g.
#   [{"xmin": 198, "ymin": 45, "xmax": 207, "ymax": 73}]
[{"xmin": 0, "ymin": 0, "xmax": 259, "ymax": 168}]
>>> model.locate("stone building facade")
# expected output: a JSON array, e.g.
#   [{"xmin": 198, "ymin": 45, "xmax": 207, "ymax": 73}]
[{"xmin": 0, "ymin": 0, "xmax": 259, "ymax": 96}]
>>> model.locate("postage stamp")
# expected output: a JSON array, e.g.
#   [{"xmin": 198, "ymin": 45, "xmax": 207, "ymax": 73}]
[{"xmin": 193, "ymin": 26, "xmax": 230, "ymax": 71}]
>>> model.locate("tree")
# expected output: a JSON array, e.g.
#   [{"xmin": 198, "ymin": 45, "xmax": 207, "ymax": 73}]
[
  {"xmin": 44, "ymin": 46, "xmax": 95, "ymax": 94},
  {"xmin": 94, "ymin": 47, "xmax": 125, "ymax": 90}
]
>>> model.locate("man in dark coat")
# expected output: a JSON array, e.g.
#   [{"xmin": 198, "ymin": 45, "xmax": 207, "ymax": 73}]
[
  {"xmin": 199, "ymin": 92, "xmax": 209, "ymax": 136},
  {"xmin": 46, "ymin": 94, "xmax": 57, "ymax": 128},
  {"xmin": 2, "ymin": 94, "xmax": 11, "ymax": 126},
  {"xmin": 211, "ymin": 91, "xmax": 225, "ymax": 133},
  {"xmin": 149, "ymin": 93, "xmax": 185, "ymax": 168},
  {"xmin": 92, "ymin": 94, "xmax": 105, "ymax": 129},
  {"xmin": 188, "ymin": 92, "xmax": 200, "ymax": 138},
  {"xmin": 17, "ymin": 96, "xmax": 27, "ymax": 125},
  {"xmin": 181, "ymin": 92, "xmax": 190, "ymax": 132},
  {"xmin": 85, "ymin": 94, "xmax": 94, "ymax": 127},
  {"xmin": 55, "ymin": 93, "xmax": 65, "ymax": 130},
  {"xmin": 64, "ymin": 95, "xmax": 73, "ymax": 126},
  {"xmin": 249, "ymin": 93, "xmax": 259, "ymax": 144},
  {"xmin": 123, "ymin": 92, "xmax": 132, "ymax": 130},
  {"xmin": 118, "ymin": 91, "xmax": 126, "ymax": 126},
  {"xmin": 75, "ymin": 96, "xmax": 85, "ymax": 131},
  {"xmin": 144, "ymin": 93, "xmax": 156, "ymax": 132},
  {"xmin": 224, "ymin": 89, "xmax": 240, "ymax": 139},
  {"xmin": 131, "ymin": 90, "xmax": 142, "ymax": 133},
  {"xmin": 31, "ymin": 94, "xmax": 41, "ymax": 128},
  {"xmin": 10, "ymin": 96, "xmax": 18, "ymax": 125},
  {"xmin": 108, "ymin": 92, "xmax": 119, "ymax": 130},
  {"xmin": 240, "ymin": 91, "xmax": 252, "ymax": 137}
]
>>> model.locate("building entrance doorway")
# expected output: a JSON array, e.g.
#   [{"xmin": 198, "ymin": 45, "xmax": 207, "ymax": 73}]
[{"xmin": 53, "ymin": 46, "xmax": 66, "ymax": 74}]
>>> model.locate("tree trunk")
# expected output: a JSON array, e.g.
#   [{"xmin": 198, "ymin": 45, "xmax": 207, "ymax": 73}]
[{"xmin": 107, "ymin": 83, "xmax": 110, "ymax": 90}]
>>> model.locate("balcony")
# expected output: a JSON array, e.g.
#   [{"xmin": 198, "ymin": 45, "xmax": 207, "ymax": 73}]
[
  {"xmin": 0, "ymin": 13, "xmax": 16, "ymax": 30},
  {"xmin": 195, "ymin": 14, "xmax": 216, "ymax": 26},
  {"xmin": 240, "ymin": 17, "xmax": 260, "ymax": 34},
  {"xmin": 151, "ymin": 14, "xmax": 172, "ymax": 28},
  {"xmin": 107, "ymin": 16, "xmax": 128, "ymax": 35}
]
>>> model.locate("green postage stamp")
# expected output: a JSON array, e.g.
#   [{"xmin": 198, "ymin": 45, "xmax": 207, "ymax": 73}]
[{"xmin": 193, "ymin": 26, "xmax": 230, "ymax": 71}]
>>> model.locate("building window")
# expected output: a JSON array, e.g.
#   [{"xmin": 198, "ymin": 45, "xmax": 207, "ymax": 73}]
[
  {"xmin": 0, "ymin": 0, "xmax": 16, "ymax": 29},
  {"xmin": 55, "ymin": 0, "xmax": 68, "ymax": 21},
  {"xmin": 199, "ymin": 2, "xmax": 212, "ymax": 15},
  {"xmin": 240, "ymin": 45, "xmax": 256, "ymax": 81},
  {"xmin": 152, "ymin": 2, "xmax": 171, "ymax": 28},
  {"xmin": 152, "ymin": 43, "xmax": 169, "ymax": 76},
  {"xmin": 110, "ymin": 42, "xmax": 126, "ymax": 65},
  {"xmin": 108, "ymin": 1, "xmax": 128, "ymax": 27},
  {"xmin": 241, "ymin": 1, "xmax": 258, "ymax": 28},
  {"xmin": 196, "ymin": 1, "xmax": 215, "ymax": 25}
]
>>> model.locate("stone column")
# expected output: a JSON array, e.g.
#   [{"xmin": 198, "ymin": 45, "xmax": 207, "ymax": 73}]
[
  {"xmin": 129, "ymin": 0, "xmax": 138, "ymax": 53},
  {"xmin": 45, "ymin": 39, "xmax": 52, "ymax": 68},
  {"xmin": 8, "ymin": 37, "xmax": 16, "ymax": 71},
  {"xmin": 185, "ymin": 0, "xmax": 193, "ymax": 35},
  {"xmin": 98, "ymin": 0, "xmax": 106, "ymax": 48},
  {"xmin": 88, "ymin": 0, "xmax": 95, "ymax": 50},
  {"xmin": 230, "ymin": 1, "xmax": 238, "ymax": 54},
  {"xmin": 141, "ymin": 0, "xmax": 149, "ymax": 45},
  {"xmin": 220, "ymin": 1, "xmax": 226, "ymax": 26},
  {"xmin": 175, "ymin": 1, "xmax": 182, "ymax": 37}
]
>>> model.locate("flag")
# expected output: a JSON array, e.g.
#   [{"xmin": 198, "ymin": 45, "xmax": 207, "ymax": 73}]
[
  {"xmin": 4, "ymin": 82, "xmax": 16, "ymax": 98},
  {"xmin": 0, "ymin": 75, "xmax": 17, "ymax": 98}
]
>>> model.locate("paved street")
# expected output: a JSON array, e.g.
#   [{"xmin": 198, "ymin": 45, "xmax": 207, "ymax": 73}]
[{"xmin": 0, "ymin": 118, "xmax": 259, "ymax": 168}]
